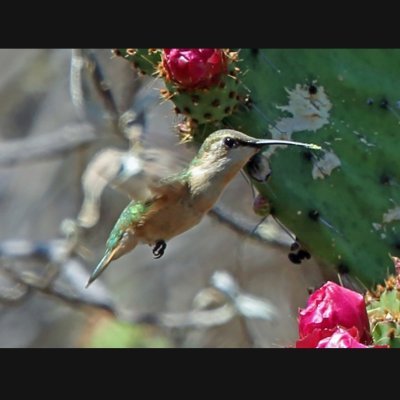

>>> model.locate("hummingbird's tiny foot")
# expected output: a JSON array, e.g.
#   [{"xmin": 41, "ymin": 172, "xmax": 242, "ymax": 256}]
[{"xmin": 153, "ymin": 240, "xmax": 166, "ymax": 259}]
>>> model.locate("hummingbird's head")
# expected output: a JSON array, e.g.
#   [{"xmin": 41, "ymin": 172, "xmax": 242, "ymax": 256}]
[
  {"xmin": 194, "ymin": 129, "xmax": 320, "ymax": 173},
  {"xmin": 195, "ymin": 130, "xmax": 268, "ymax": 169},
  {"xmin": 189, "ymin": 129, "xmax": 320, "ymax": 207}
]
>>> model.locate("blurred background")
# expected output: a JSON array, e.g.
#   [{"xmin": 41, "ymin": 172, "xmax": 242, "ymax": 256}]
[{"xmin": 0, "ymin": 49, "xmax": 325, "ymax": 347}]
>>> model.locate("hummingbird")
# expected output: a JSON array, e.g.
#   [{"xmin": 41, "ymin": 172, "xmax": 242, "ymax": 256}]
[
  {"xmin": 76, "ymin": 110, "xmax": 181, "ymax": 229},
  {"xmin": 86, "ymin": 129, "xmax": 320, "ymax": 287}
]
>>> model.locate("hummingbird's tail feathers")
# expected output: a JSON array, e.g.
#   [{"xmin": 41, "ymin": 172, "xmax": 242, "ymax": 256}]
[{"xmin": 86, "ymin": 248, "xmax": 117, "ymax": 288}]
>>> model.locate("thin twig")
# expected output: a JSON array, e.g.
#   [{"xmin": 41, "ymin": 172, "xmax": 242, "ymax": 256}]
[
  {"xmin": 122, "ymin": 304, "xmax": 237, "ymax": 329},
  {"xmin": 0, "ymin": 238, "xmax": 272, "ymax": 331},
  {"xmin": 117, "ymin": 61, "xmax": 142, "ymax": 115},
  {"xmin": 84, "ymin": 50, "xmax": 122, "ymax": 137},
  {"xmin": 0, "ymin": 123, "xmax": 96, "ymax": 166},
  {"xmin": 70, "ymin": 49, "xmax": 125, "ymax": 139},
  {"xmin": 209, "ymin": 204, "xmax": 292, "ymax": 250},
  {"xmin": 70, "ymin": 49, "xmax": 86, "ymax": 118},
  {"xmin": 40, "ymin": 286, "xmax": 117, "ymax": 315}
]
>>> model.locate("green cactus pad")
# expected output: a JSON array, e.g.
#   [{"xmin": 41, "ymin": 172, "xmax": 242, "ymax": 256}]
[
  {"xmin": 220, "ymin": 49, "xmax": 400, "ymax": 287},
  {"xmin": 164, "ymin": 72, "xmax": 242, "ymax": 126},
  {"xmin": 371, "ymin": 322, "xmax": 400, "ymax": 347},
  {"xmin": 113, "ymin": 48, "xmax": 161, "ymax": 75}
]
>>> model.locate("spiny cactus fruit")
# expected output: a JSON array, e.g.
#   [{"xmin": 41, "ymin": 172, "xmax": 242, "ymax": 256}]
[
  {"xmin": 366, "ymin": 257, "xmax": 400, "ymax": 348},
  {"xmin": 115, "ymin": 48, "xmax": 400, "ymax": 288},
  {"xmin": 159, "ymin": 49, "xmax": 243, "ymax": 139},
  {"xmin": 113, "ymin": 49, "xmax": 161, "ymax": 76},
  {"xmin": 162, "ymin": 48, "xmax": 228, "ymax": 89}
]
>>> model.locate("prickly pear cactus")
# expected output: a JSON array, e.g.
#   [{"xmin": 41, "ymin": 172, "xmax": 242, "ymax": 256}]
[{"xmin": 116, "ymin": 49, "xmax": 400, "ymax": 288}]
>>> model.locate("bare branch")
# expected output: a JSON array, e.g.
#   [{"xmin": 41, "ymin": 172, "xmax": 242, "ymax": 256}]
[
  {"xmin": 0, "ymin": 123, "xmax": 96, "ymax": 166},
  {"xmin": 209, "ymin": 204, "xmax": 293, "ymax": 250},
  {"xmin": 0, "ymin": 240, "xmax": 275, "ymax": 332},
  {"xmin": 123, "ymin": 303, "xmax": 237, "ymax": 329},
  {"xmin": 116, "ymin": 62, "xmax": 142, "ymax": 115},
  {"xmin": 70, "ymin": 49, "xmax": 86, "ymax": 118},
  {"xmin": 0, "ymin": 239, "xmax": 116, "ymax": 314},
  {"xmin": 70, "ymin": 49, "xmax": 125, "ymax": 140},
  {"xmin": 122, "ymin": 270, "xmax": 276, "ymax": 330},
  {"xmin": 84, "ymin": 50, "xmax": 120, "ymax": 121}
]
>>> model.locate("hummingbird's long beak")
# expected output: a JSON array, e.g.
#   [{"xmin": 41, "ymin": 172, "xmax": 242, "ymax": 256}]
[{"xmin": 241, "ymin": 138, "xmax": 321, "ymax": 150}]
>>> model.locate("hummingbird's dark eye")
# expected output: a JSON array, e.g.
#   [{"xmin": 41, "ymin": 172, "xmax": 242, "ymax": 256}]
[{"xmin": 223, "ymin": 137, "xmax": 238, "ymax": 149}]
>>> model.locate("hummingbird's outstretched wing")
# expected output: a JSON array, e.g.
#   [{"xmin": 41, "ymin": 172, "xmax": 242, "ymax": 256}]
[
  {"xmin": 78, "ymin": 148, "xmax": 127, "ymax": 228},
  {"xmin": 77, "ymin": 145, "xmax": 187, "ymax": 229},
  {"xmin": 146, "ymin": 167, "xmax": 190, "ymax": 198},
  {"xmin": 134, "ymin": 148, "xmax": 185, "ymax": 195}
]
